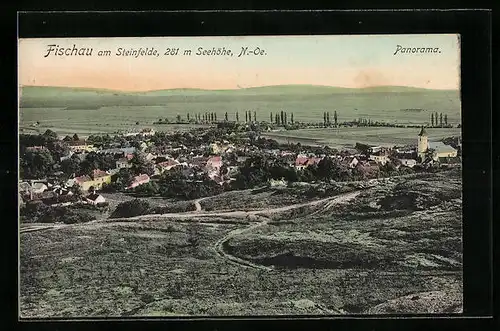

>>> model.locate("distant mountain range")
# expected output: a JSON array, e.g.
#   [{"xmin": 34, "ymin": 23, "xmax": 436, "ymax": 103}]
[{"xmin": 20, "ymin": 84, "xmax": 458, "ymax": 98}]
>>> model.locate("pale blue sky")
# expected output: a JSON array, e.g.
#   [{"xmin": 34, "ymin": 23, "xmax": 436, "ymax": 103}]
[{"xmin": 19, "ymin": 34, "xmax": 460, "ymax": 91}]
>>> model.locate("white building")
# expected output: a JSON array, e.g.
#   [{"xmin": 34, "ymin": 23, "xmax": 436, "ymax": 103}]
[
  {"xmin": 369, "ymin": 154, "xmax": 389, "ymax": 165},
  {"xmin": 399, "ymin": 159, "xmax": 417, "ymax": 168}
]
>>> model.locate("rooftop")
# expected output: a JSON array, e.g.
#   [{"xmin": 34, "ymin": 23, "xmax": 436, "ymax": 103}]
[{"xmin": 428, "ymin": 141, "xmax": 457, "ymax": 153}]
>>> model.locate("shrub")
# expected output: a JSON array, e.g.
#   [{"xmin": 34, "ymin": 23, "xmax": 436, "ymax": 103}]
[
  {"xmin": 110, "ymin": 199, "xmax": 152, "ymax": 218},
  {"xmin": 21, "ymin": 203, "xmax": 94, "ymax": 224}
]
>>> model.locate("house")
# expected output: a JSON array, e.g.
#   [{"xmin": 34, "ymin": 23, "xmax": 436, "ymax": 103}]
[
  {"xmin": 74, "ymin": 169, "xmax": 112, "ymax": 191},
  {"xmin": 209, "ymin": 143, "xmax": 222, "ymax": 154},
  {"xmin": 26, "ymin": 146, "xmax": 48, "ymax": 152},
  {"xmin": 67, "ymin": 140, "xmax": 96, "ymax": 153},
  {"xmin": 127, "ymin": 174, "xmax": 150, "ymax": 190},
  {"xmin": 368, "ymin": 146, "xmax": 383, "ymax": 154},
  {"xmin": 428, "ymin": 141, "xmax": 458, "ymax": 160},
  {"xmin": 295, "ymin": 156, "xmax": 322, "ymax": 170},
  {"xmin": 140, "ymin": 128, "xmax": 156, "ymax": 136},
  {"xmin": 355, "ymin": 161, "xmax": 380, "ymax": 176},
  {"xmin": 145, "ymin": 153, "xmax": 155, "ymax": 162},
  {"xmin": 437, "ymin": 156, "xmax": 461, "ymax": 166},
  {"xmin": 98, "ymin": 147, "xmax": 136, "ymax": 156},
  {"xmin": 369, "ymin": 152, "xmax": 390, "ymax": 165},
  {"xmin": 294, "ymin": 156, "xmax": 309, "ymax": 170},
  {"xmin": 19, "ymin": 182, "xmax": 32, "ymax": 194},
  {"xmin": 31, "ymin": 182, "xmax": 48, "ymax": 194},
  {"xmin": 236, "ymin": 155, "xmax": 249, "ymax": 164},
  {"xmin": 343, "ymin": 156, "xmax": 359, "ymax": 169},
  {"xmin": 139, "ymin": 142, "xmax": 148, "ymax": 151},
  {"xmin": 85, "ymin": 193, "xmax": 106, "ymax": 205},
  {"xmin": 156, "ymin": 159, "xmax": 180, "ymax": 174},
  {"xmin": 269, "ymin": 178, "xmax": 287, "ymax": 187},
  {"xmin": 206, "ymin": 156, "xmax": 222, "ymax": 170},
  {"xmin": 60, "ymin": 151, "xmax": 74, "ymax": 162},
  {"xmin": 53, "ymin": 187, "xmax": 74, "ymax": 197},
  {"xmin": 190, "ymin": 156, "xmax": 209, "ymax": 168},
  {"xmin": 399, "ymin": 159, "xmax": 417, "ymax": 168},
  {"xmin": 116, "ymin": 158, "xmax": 133, "ymax": 169}
]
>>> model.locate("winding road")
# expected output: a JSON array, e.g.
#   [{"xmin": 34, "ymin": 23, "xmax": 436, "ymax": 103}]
[{"xmin": 21, "ymin": 190, "xmax": 363, "ymax": 270}]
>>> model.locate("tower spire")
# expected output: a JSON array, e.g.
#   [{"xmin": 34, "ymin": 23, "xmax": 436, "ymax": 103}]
[{"xmin": 418, "ymin": 126, "xmax": 428, "ymax": 137}]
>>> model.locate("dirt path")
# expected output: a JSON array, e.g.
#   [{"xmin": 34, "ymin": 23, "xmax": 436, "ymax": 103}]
[
  {"xmin": 193, "ymin": 197, "xmax": 209, "ymax": 212},
  {"xmin": 213, "ymin": 216, "xmax": 274, "ymax": 272},
  {"xmin": 111, "ymin": 190, "xmax": 363, "ymax": 222},
  {"xmin": 210, "ymin": 190, "xmax": 363, "ymax": 272}
]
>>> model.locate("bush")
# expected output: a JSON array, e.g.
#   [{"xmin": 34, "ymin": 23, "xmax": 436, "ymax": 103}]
[
  {"xmin": 110, "ymin": 199, "xmax": 152, "ymax": 218},
  {"xmin": 21, "ymin": 203, "xmax": 94, "ymax": 224}
]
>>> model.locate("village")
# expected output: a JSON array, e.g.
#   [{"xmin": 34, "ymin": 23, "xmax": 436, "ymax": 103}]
[{"xmin": 18, "ymin": 124, "xmax": 461, "ymax": 220}]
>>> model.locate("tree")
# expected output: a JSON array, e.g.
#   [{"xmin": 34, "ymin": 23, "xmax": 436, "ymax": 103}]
[
  {"xmin": 72, "ymin": 184, "xmax": 83, "ymax": 197},
  {"xmin": 334, "ymin": 111, "xmax": 338, "ymax": 126},
  {"xmin": 72, "ymin": 133, "xmax": 80, "ymax": 141},
  {"xmin": 253, "ymin": 111, "xmax": 257, "ymax": 122},
  {"xmin": 43, "ymin": 129, "xmax": 58, "ymax": 140},
  {"xmin": 133, "ymin": 181, "xmax": 159, "ymax": 196},
  {"xmin": 176, "ymin": 114, "xmax": 182, "ymax": 123},
  {"xmin": 275, "ymin": 113, "xmax": 280, "ymax": 125},
  {"xmin": 187, "ymin": 113, "xmax": 190, "ymax": 121},
  {"xmin": 291, "ymin": 113, "xmax": 294, "ymax": 124},
  {"xmin": 225, "ymin": 112, "xmax": 228, "ymax": 121},
  {"xmin": 63, "ymin": 135, "xmax": 73, "ymax": 142},
  {"xmin": 115, "ymin": 168, "xmax": 134, "ymax": 188},
  {"xmin": 435, "ymin": 112, "xmax": 439, "ymax": 127},
  {"xmin": 326, "ymin": 112, "xmax": 330, "ymax": 125},
  {"xmin": 20, "ymin": 149, "xmax": 55, "ymax": 179},
  {"xmin": 60, "ymin": 156, "xmax": 81, "ymax": 176},
  {"xmin": 439, "ymin": 113, "xmax": 443, "ymax": 127},
  {"xmin": 110, "ymin": 199, "xmax": 152, "ymax": 218},
  {"xmin": 284, "ymin": 112, "xmax": 287, "ymax": 125},
  {"xmin": 280, "ymin": 111, "xmax": 284, "ymax": 125},
  {"xmin": 136, "ymin": 121, "xmax": 140, "ymax": 125},
  {"xmin": 130, "ymin": 151, "xmax": 155, "ymax": 176},
  {"xmin": 236, "ymin": 111, "xmax": 239, "ymax": 122},
  {"xmin": 270, "ymin": 112, "xmax": 273, "ymax": 123},
  {"xmin": 431, "ymin": 113, "xmax": 434, "ymax": 127},
  {"xmin": 323, "ymin": 112, "xmax": 327, "ymax": 125},
  {"xmin": 214, "ymin": 113, "xmax": 217, "ymax": 122},
  {"xmin": 245, "ymin": 111, "xmax": 248, "ymax": 123},
  {"xmin": 444, "ymin": 114, "xmax": 448, "ymax": 126}
]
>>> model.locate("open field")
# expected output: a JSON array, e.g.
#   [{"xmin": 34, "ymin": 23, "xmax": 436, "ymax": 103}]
[
  {"xmin": 20, "ymin": 85, "xmax": 461, "ymax": 136},
  {"xmin": 262, "ymin": 127, "xmax": 462, "ymax": 149},
  {"xmin": 20, "ymin": 169, "xmax": 462, "ymax": 317}
]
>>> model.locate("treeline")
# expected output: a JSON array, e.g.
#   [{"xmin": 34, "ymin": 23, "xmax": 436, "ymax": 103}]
[
  {"xmin": 154, "ymin": 110, "xmax": 259, "ymax": 125},
  {"xmin": 232, "ymin": 154, "xmax": 413, "ymax": 190},
  {"xmin": 430, "ymin": 112, "xmax": 453, "ymax": 128}
]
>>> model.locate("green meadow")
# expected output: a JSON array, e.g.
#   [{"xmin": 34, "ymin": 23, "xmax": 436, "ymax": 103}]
[{"xmin": 19, "ymin": 85, "xmax": 461, "ymax": 138}]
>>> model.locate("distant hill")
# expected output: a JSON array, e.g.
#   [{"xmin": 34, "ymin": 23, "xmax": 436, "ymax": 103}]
[
  {"xmin": 19, "ymin": 84, "xmax": 460, "ymax": 109},
  {"xmin": 20, "ymin": 84, "xmax": 456, "ymax": 97}
]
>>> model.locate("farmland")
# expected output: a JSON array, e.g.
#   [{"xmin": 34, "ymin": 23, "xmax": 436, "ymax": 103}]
[
  {"xmin": 19, "ymin": 169, "xmax": 462, "ymax": 317},
  {"xmin": 19, "ymin": 85, "xmax": 461, "ymax": 137},
  {"xmin": 262, "ymin": 127, "xmax": 462, "ymax": 149}
]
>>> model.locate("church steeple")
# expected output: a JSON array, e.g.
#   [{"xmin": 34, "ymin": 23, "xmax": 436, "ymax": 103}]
[{"xmin": 417, "ymin": 126, "xmax": 429, "ymax": 161}]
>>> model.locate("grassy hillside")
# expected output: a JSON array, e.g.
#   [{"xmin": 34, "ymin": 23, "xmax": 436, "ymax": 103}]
[{"xmin": 20, "ymin": 84, "xmax": 456, "ymax": 98}]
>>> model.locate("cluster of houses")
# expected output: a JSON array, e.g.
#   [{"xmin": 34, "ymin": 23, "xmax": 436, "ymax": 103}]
[{"xmin": 19, "ymin": 126, "xmax": 460, "ymax": 208}]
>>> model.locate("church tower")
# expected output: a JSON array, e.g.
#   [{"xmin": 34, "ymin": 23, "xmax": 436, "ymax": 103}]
[{"xmin": 417, "ymin": 126, "xmax": 428, "ymax": 160}]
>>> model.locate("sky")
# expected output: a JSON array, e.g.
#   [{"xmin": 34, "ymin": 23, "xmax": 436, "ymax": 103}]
[{"xmin": 18, "ymin": 34, "xmax": 460, "ymax": 91}]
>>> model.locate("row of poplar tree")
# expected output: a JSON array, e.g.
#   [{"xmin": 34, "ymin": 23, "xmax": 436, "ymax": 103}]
[
  {"xmin": 172, "ymin": 110, "xmax": 342, "ymax": 125},
  {"xmin": 430, "ymin": 112, "xmax": 449, "ymax": 127}
]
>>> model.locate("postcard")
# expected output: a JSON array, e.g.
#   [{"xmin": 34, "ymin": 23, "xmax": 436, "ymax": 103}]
[{"xmin": 18, "ymin": 34, "xmax": 462, "ymax": 318}]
